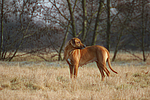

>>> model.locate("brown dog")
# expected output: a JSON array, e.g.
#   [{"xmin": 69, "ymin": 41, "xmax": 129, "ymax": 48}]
[{"xmin": 64, "ymin": 38, "xmax": 118, "ymax": 81}]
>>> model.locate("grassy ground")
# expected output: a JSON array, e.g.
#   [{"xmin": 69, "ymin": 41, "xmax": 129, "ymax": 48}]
[{"xmin": 0, "ymin": 52, "xmax": 150, "ymax": 100}]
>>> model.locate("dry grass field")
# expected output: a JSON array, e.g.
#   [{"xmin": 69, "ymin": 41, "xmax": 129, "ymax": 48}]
[{"xmin": 0, "ymin": 52, "xmax": 150, "ymax": 100}]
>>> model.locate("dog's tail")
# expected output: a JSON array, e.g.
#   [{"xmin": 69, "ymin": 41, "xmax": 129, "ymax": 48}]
[{"xmin": 107, "ymin": 56, "xmax": 118, "ymax": 74}]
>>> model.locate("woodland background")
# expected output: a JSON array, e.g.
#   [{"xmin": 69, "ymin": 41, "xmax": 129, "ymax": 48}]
[{"xmin": 0, "ymin": 0, "xmax": 150, "ymax": 62}]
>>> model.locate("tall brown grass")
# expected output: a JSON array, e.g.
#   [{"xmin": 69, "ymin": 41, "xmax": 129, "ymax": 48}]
[{"xmin": 0, "ymin": 61, "xmax": 150, "ymax": 100}]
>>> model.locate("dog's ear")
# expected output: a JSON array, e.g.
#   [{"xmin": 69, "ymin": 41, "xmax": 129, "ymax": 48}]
[{"xmin": 70, "ymin": 38, "xmax": 76, "ymax": 47}]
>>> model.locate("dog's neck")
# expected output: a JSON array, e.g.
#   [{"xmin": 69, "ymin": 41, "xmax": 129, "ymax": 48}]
[
  {"xmin": 65, "ymin": 44, "xmax": 81, "ymax": 58},
  {"xmin": 65, "ymin": 44, "xmax": 77, "ymax": 53}
]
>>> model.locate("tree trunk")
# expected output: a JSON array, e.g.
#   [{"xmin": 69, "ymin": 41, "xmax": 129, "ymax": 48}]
[
  {"xmin": 67, "ymin": 0, "xmax": 76, "ymax": 37},
  {"xmin": 112, "ymin": 32, "xmax": 123, "ymax": 61},
  {"xmin": 141, "ymin": 0, "xmax": 146, "ymax": 61},
  {"xmin": 0, "ymin": 0, "xmax": 4, "ymax": 60},
  {"xmin": 81, "ymin": 0, "xmax": 87, "ymax": 43},
  {"xmin": 91, "ymin": 0, "xmax": 103, "ymax": 45},
  {"xmin": 58, "ymin": 23, "xmax": 70, "ymax": 61},
  {"xmin": 106, "ymin": 0, "xmax": 110, "ymax": 51}
]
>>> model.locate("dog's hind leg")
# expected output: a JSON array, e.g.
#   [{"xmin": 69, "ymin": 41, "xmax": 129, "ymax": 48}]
[
  {"xmin": 96, "ymin": 62, "xmax": 110, "ymax": 81},
  {"xmin": 96, "ymin": 62, "xmax": 105, "ymax": 81},
  {"xmin": 102, "ymin": 63, "xmax": 110, "ymax": 77}
]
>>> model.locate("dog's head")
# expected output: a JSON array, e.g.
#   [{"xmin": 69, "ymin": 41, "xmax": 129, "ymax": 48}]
[{"xmin": 69, "ymin": 38, "xmax": 86, "ymax": 49}]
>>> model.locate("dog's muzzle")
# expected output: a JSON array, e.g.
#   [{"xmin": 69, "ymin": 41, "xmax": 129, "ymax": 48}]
[
  {"xmin": 76, "ymin": 44, "xmax": 86, "ymax": 49},
  {"xmin": 80, "ymin": 44, "xmax": 86, "ymax": 49}
]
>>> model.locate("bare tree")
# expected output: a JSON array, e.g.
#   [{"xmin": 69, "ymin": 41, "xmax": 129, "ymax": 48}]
[
  {"xmin": 0, "ymin": 0, "xmax": 50, "ymax": 61},
  {"xmin": 111, "ymin": 0, "xmax": 150, "ymax": 61},
  {"xmin": 58, "ymin": 22, "xmax": 70, "ymax": 61},
  {"xmin": 91, "ymin": 0, "xmax": 104, "ymax": 45},
  {"xmin": 1, "ymin": 0, "xmax": 150, "ymax": 62},
  {"xmin": 106, "ymin": 0, "xmax": 110, "ymax": 51},
  {"xmin": 81, "ymin": 0, "xmax": 87, "ymax": 43},
  {"xmin": 141, "ymin": 0, "xmax": 146, "ymax": 61},
  {"xmin": 67, "ymin": 0, "xmax": 76, "ymax": 37},
  {"xmin": 0, "ymin": 0, "xmax": 4, "ymax": 60}
]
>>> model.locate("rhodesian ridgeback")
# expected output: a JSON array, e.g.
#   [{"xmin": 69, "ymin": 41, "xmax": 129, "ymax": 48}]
[{"xmin": 64, "ymin": 38, "xmax": 118, "ymax": 81}]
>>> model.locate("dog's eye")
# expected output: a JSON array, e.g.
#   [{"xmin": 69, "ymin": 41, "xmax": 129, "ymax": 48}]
[{"xmin": 77, "ymin": 41, "xmax": 80, "ymax": 44}]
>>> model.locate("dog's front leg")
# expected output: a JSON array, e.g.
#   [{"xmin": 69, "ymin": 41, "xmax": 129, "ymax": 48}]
[
  {"xmin": 69, "ymin": 65, "xmax": 74, "ymax": 78},
  {"xmin": 74, "ymin": 64, "xmax": 79, "ymax": 78}
]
